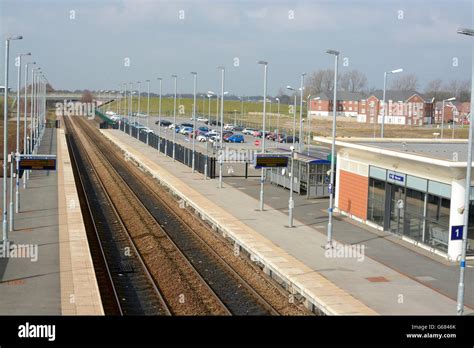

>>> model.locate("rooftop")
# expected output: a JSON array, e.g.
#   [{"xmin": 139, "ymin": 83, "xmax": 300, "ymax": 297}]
[{"xmin": 314, "ymin": 137, "xmax": 472, "ymax": 166}]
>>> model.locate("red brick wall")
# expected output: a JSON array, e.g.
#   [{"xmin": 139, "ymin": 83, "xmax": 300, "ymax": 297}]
[{"xmin": 338, "ymin": 170, "xmax": 369, "ymax": 220}]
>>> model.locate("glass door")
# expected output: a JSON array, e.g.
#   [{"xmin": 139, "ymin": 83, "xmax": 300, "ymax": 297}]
[{"xmin": 389, "ymin": 184, "xmax": 405, "ymax": 235}]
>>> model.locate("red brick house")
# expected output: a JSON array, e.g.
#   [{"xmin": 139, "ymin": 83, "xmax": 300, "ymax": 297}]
[{"xmin": 308, "ymin": 91, "xmax": 367, "ymax": 118}]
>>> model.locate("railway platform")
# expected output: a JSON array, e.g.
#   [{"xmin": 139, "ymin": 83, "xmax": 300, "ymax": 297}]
[
  {"xmin": 0, "ymin": 126, "xmax": 103, "ymax": 315},
  {"xmin": 101, "ymin": 129, "xmax": 473, "ymax": 315}
]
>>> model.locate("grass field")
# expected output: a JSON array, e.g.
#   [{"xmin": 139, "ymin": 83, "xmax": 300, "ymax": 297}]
[{"xmin": 101, "ymin": 97, "xmax": 469, "ymax": 140}]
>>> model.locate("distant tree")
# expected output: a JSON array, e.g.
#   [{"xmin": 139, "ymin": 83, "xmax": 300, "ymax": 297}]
[
  {"xmin": 424, "ymin": 79, "xmax": 444, "ymax": 100},
  {"xmin": 81, "ymin": 90, "xmax": 93, "ymax": 103},
  {"xmin": 339, "ymin": 69, "xmax": 368, "ymax": 93},
  {"xmin": 390, "ymin": 74, "xmax": 419, "ymax": 91},
  {"xmin": 306, "ymin": 69, "xmax": 334, "ymax": 96}
]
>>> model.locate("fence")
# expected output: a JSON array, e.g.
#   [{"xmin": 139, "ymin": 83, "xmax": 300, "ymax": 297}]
[{"xmin": 118, "ymin": 123, "xmax": 216, "ymax": 178}]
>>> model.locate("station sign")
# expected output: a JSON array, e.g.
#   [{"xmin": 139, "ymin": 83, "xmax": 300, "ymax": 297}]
[
  {"xmin": 388, "ymin": 173, "xmax": 404, "ymax": 183},
  {"xmin": 451, "ymin": 225, "xmax": 464, "ymax": 241},
  {"xmin": 254, "ymin": 154, "xmax": 289, "ymax": 169},
  {"xmin": 19, "ymin": 155, "xmax": 57, "ymax": 171}
]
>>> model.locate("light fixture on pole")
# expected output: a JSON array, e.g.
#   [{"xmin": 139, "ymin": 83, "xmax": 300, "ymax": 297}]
[
  {"xmin": 191, "ymin": 72, "xmax": 198, "ymax": 172},
  {"xmin": 23, "ymin": 61, "xmax": 35, "ymax": 189},
  {"xmin": 455, "ymin": 27, "xmax": 474, "ymax": 316},
  {"xmin": 157, "ymin": 77, "xmax": 163, "ymax": 142},
  {"xmin": 326, "ymin": 48, "xmax": 340, "ymax": 249},
  {"xmin": 128, "ymin": 82, "xmax": 133, "ymax": 135},
  {"xmin": 381, "ymin": 68, "xmax": 403, "ymax": 138},
  {"xmin": 172, "ymin": 74, "xmax": 178, "ymax": 160},
  {"xmin": 441, "ymin": 97, "xmax": 456, "ymax": 139},
  {"xmin": 286, "ymin": 86, "xmax": 297, "ymax": 147},
  {"xmin": 146, "ymin": 80, "xmax": 150, "ymax": 144},
  {"xmin": 275, "ymin": 97, "xmax": 280, "ymax": 145},
  {"xmin": 307, "ymin": 96, "xmax": 321, "ymax": 155},
  {"xmin": 136, "ymin": 81, "xmax": 141, "ymax": 138},
  {"xmin": 257, "ymin": 60, "xmax": 268, "ymax": 211},
  {"xmin": 217, "ymin": 66, "xmax": 225, "ymax": 189},
  {"xmin": 288, "ymin": 146, "xmax": 295, "ymax": 227},
  {"xmin": 3, "ymin": 35, "xmax": 22, "ymax": 243},
  {"xmin": 299, "ymin": 73, "xmax": 306, "ymax": 152},
  {"xmin": 14, "ymin": 52, "xmax": 30, "ymax": 214}
]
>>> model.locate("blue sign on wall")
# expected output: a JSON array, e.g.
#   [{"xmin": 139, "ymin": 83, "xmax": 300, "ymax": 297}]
[
  {"xmin": 388, "ymin": 173, "xmax": 404, "ymax": 182},
  {"xmin": 451, "ymin": 225, "xmax": 464, "ymax": 241}
]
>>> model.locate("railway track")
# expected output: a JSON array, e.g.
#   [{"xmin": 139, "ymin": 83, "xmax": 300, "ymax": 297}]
[
  {"xmin": 66, "ymin": 118, "xmax": 171, "ymax": 315},
  {"xmin": 66, "ymin": 115, "xmax": 284, "ymax": 315}
]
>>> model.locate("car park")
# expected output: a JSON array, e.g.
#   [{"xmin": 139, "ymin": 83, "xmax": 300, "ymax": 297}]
[{"xmin": 180, "ymin": 122, "xmax": 194, "ymax": 128}]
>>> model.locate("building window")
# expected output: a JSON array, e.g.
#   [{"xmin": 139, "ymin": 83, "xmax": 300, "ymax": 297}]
[
  {"xmin": 367, "ymin": 178, "xmax": 385, "ymax": 227},
  {"xmin": 425, "ymin": 195, "xmax": 450, "ymax": 251}
]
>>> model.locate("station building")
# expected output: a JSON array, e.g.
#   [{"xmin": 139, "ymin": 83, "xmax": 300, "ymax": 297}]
[{"xmin": 315, "ymin": 137, "xmax": 474, "ymax": 261}]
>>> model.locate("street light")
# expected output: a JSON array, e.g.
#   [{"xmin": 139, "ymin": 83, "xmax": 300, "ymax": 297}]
[
  {"xmin": 441, "ymin": 97, "xmax": 456, "ymax": 139},
  {"xmin": 275, "ymin": 97, "xmax": 280, "ymax": 145},
  {"xmin": 286, "ymin": 86, "xmax": 298, "ymax": 147},
  {"xmin": 455, "ymin": 26, "xmax": 474, "ymax": 316},
  {"xmin": 172, "ymin": 74, "xmax": 178, "ymax": 160},
  {"xmin": 288, "ymin": 146, "xmax": 296, "ymax": 227},
  {"xmin": 136, "ymin": 81, "xmax": 141, "ymax": 138},
  {"xmin": 128, "ymin": 82, "xmax": 133, "ymax": 135},
  {"xmin": 23, "ymin": 61, "xmax": 35, "ymax": 189},
  {"xmin": 157, "ymin": 77, "xmax": 163, "ymax": 143},
  {"xmin": 381, "ymin": 68, "xmax": 403, "ymax": 138},
  {"xmin": 14, "ymin": 52, "xmax": 30, "ymax": 214},
  {"xmin": 3, "ymin": 35, "xmax": 22, "ymax": 242},
  {"xmin": 257, "ymin": 60, "xmax": 268, "ymax": 211},
  {"xmin": 326, "ymin": 48, "xmax": 340, "ymax": 249},
  {"xmin": 217, "ymin": 66, "xmax": 225, "ymax": 189},
  {"xmin": 191, "ymin": 72, "xmax": 197, "ymax": 172},
  {"xmin": 299, "ymin": 73, "xmax": 306, "ymax": 152},
  {"xmin": 146, "ymin": 80, "xmax": 150, "ymax": 144}
]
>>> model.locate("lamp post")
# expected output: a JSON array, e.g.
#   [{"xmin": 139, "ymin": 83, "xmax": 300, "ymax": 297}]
[
  {"xmin": 455, "ymin": 27, "xmax": 474, "ymax": 316},
  {"xmin": 275, "ymin": 97, "xmax": 280, "ymax": 145},
  {"xmin": 288, "ymin": 146, "xmax": 295, "ymax": 227},
  {"xmin": 146, "ymin": 80, "xmax": 150, "ymax": 144},
  {"xmin": 15, "ymin": 52, "xmax": 30, "ymax": 213},
  {"xmin": 128, "ymin": 82, "xmax": 133, "ymax": 135},
  {"xmin": 217, "ymin": 66, "xmax": 225, "ymax": 189},
  {"xmin": 299, "ymin": 73, "xmax": 306, "ymax": 152},
  {"xmin": 3, "ymin": 35, "xmax": 23, "ymax": 242},
  {"xmin": 23, "ymin": 61, "xmax": 35, "ymax": 189},
  {"xmin": 286, "ymin": 86, "xmax": 298, "ymax": 147},
  {"xmin": 191, "ymin": 72, "xmax": 197, "ymax": 172},
  {"xmin": 381, "ymin": 68, "xmax": 403, "ymax": 138},
  {"xmin": 257, "ymin": 60, "xmax": 268, "ymax": 211},
  {"xmin": 157, "ymin": 77, "xmax": 163, "ymax": 143},
  {"xmin": 441, "ymin": 97, "xmax": 456, "ymax": 139},
  {"xmin": 207, "ymin": 92, "xmax": 213, "ymax": 122},
  {"xmin": 326, "ymin": 49, "xmax": 340, "ymax": 249},
  {"xmin": 172, "ymin": 75, "xmax": 177, "ymax": 160},
  {"xmin": 136, "ymin": 81, "xmax": 141, "ymax": 138},
  {"xmin": 240, "ymin": 95, "xmax": 245, "ymax": 126}
]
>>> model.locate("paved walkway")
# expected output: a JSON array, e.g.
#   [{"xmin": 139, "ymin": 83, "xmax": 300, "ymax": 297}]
[
  {"xmin": 0, "ymin": 127, "xmax": 103, "ymax": 315},
  {"xmin": 103, "ymin": 129, "xmax": 473, "ymax": 315}
]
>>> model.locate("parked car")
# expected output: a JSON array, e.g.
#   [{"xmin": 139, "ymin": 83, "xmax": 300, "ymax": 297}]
[
  {"xmin": 224, "ymin": 124, "xmax": 234, "ymax": 130},
  {"xmin": 223, "ymin": 132, "xmax": 234, "ymax": 141},
  {"xmin": 174, "ymin": 126, "xmax": 182, "ymax": 133},
  {"xmin": 197, "ymin": 117, "xmax": 209, "ymax": 123},
  {"xmin": 140, "ymin": 127, "xmax": 154, "ymax": 134},
  {"xmin": 169, "ymin": 123, "xmax": 177, "ymax": 129},
  {"xmin": 180, "ymin": 122, "xmax": 194, "ymax": 128},
  {"xmin": 242, "ymin": 128, "xmax": 256, "ymax": 135},
  {"xmin": 198, "ymin": 126, "xmax": 210, "ymax": 132},
  {"xmin": 209, "ymin": 135, "xmax": 220, "ymax": 143},
  {"xmin": 209, "ymin": 120, "xmax": 222, "ymax": 126},
  {"xmin": 233, "ymin": 126, "xmax": 244, "ymax": 132},
  {"xmin": 156, "ymin": 120, "xmax": 172, "ymax": 127},
  {"xmin": 280, "ymin": 135, "xmax": 299, "ymax": 143},
  {"xmin": 225, "ymin": 134, "xmax": 244, "ymax": 143},
  {"xmin": 180, "ymin": 126, "xmax": 193, "ymax": 135},
  {"xmin": 196, "ymin": 134, "xmax": 209, "ymax": 142}
]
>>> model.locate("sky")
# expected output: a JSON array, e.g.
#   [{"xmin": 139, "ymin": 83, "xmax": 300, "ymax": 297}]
[{"xmin": 0, "ymin": 0, "xmax": 473, "ymax": 96}]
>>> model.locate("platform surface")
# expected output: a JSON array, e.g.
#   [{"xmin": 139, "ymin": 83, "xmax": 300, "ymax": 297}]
[{"xmin": 0, "ymin": 127, "xmax": 103, "ymax": 315}]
